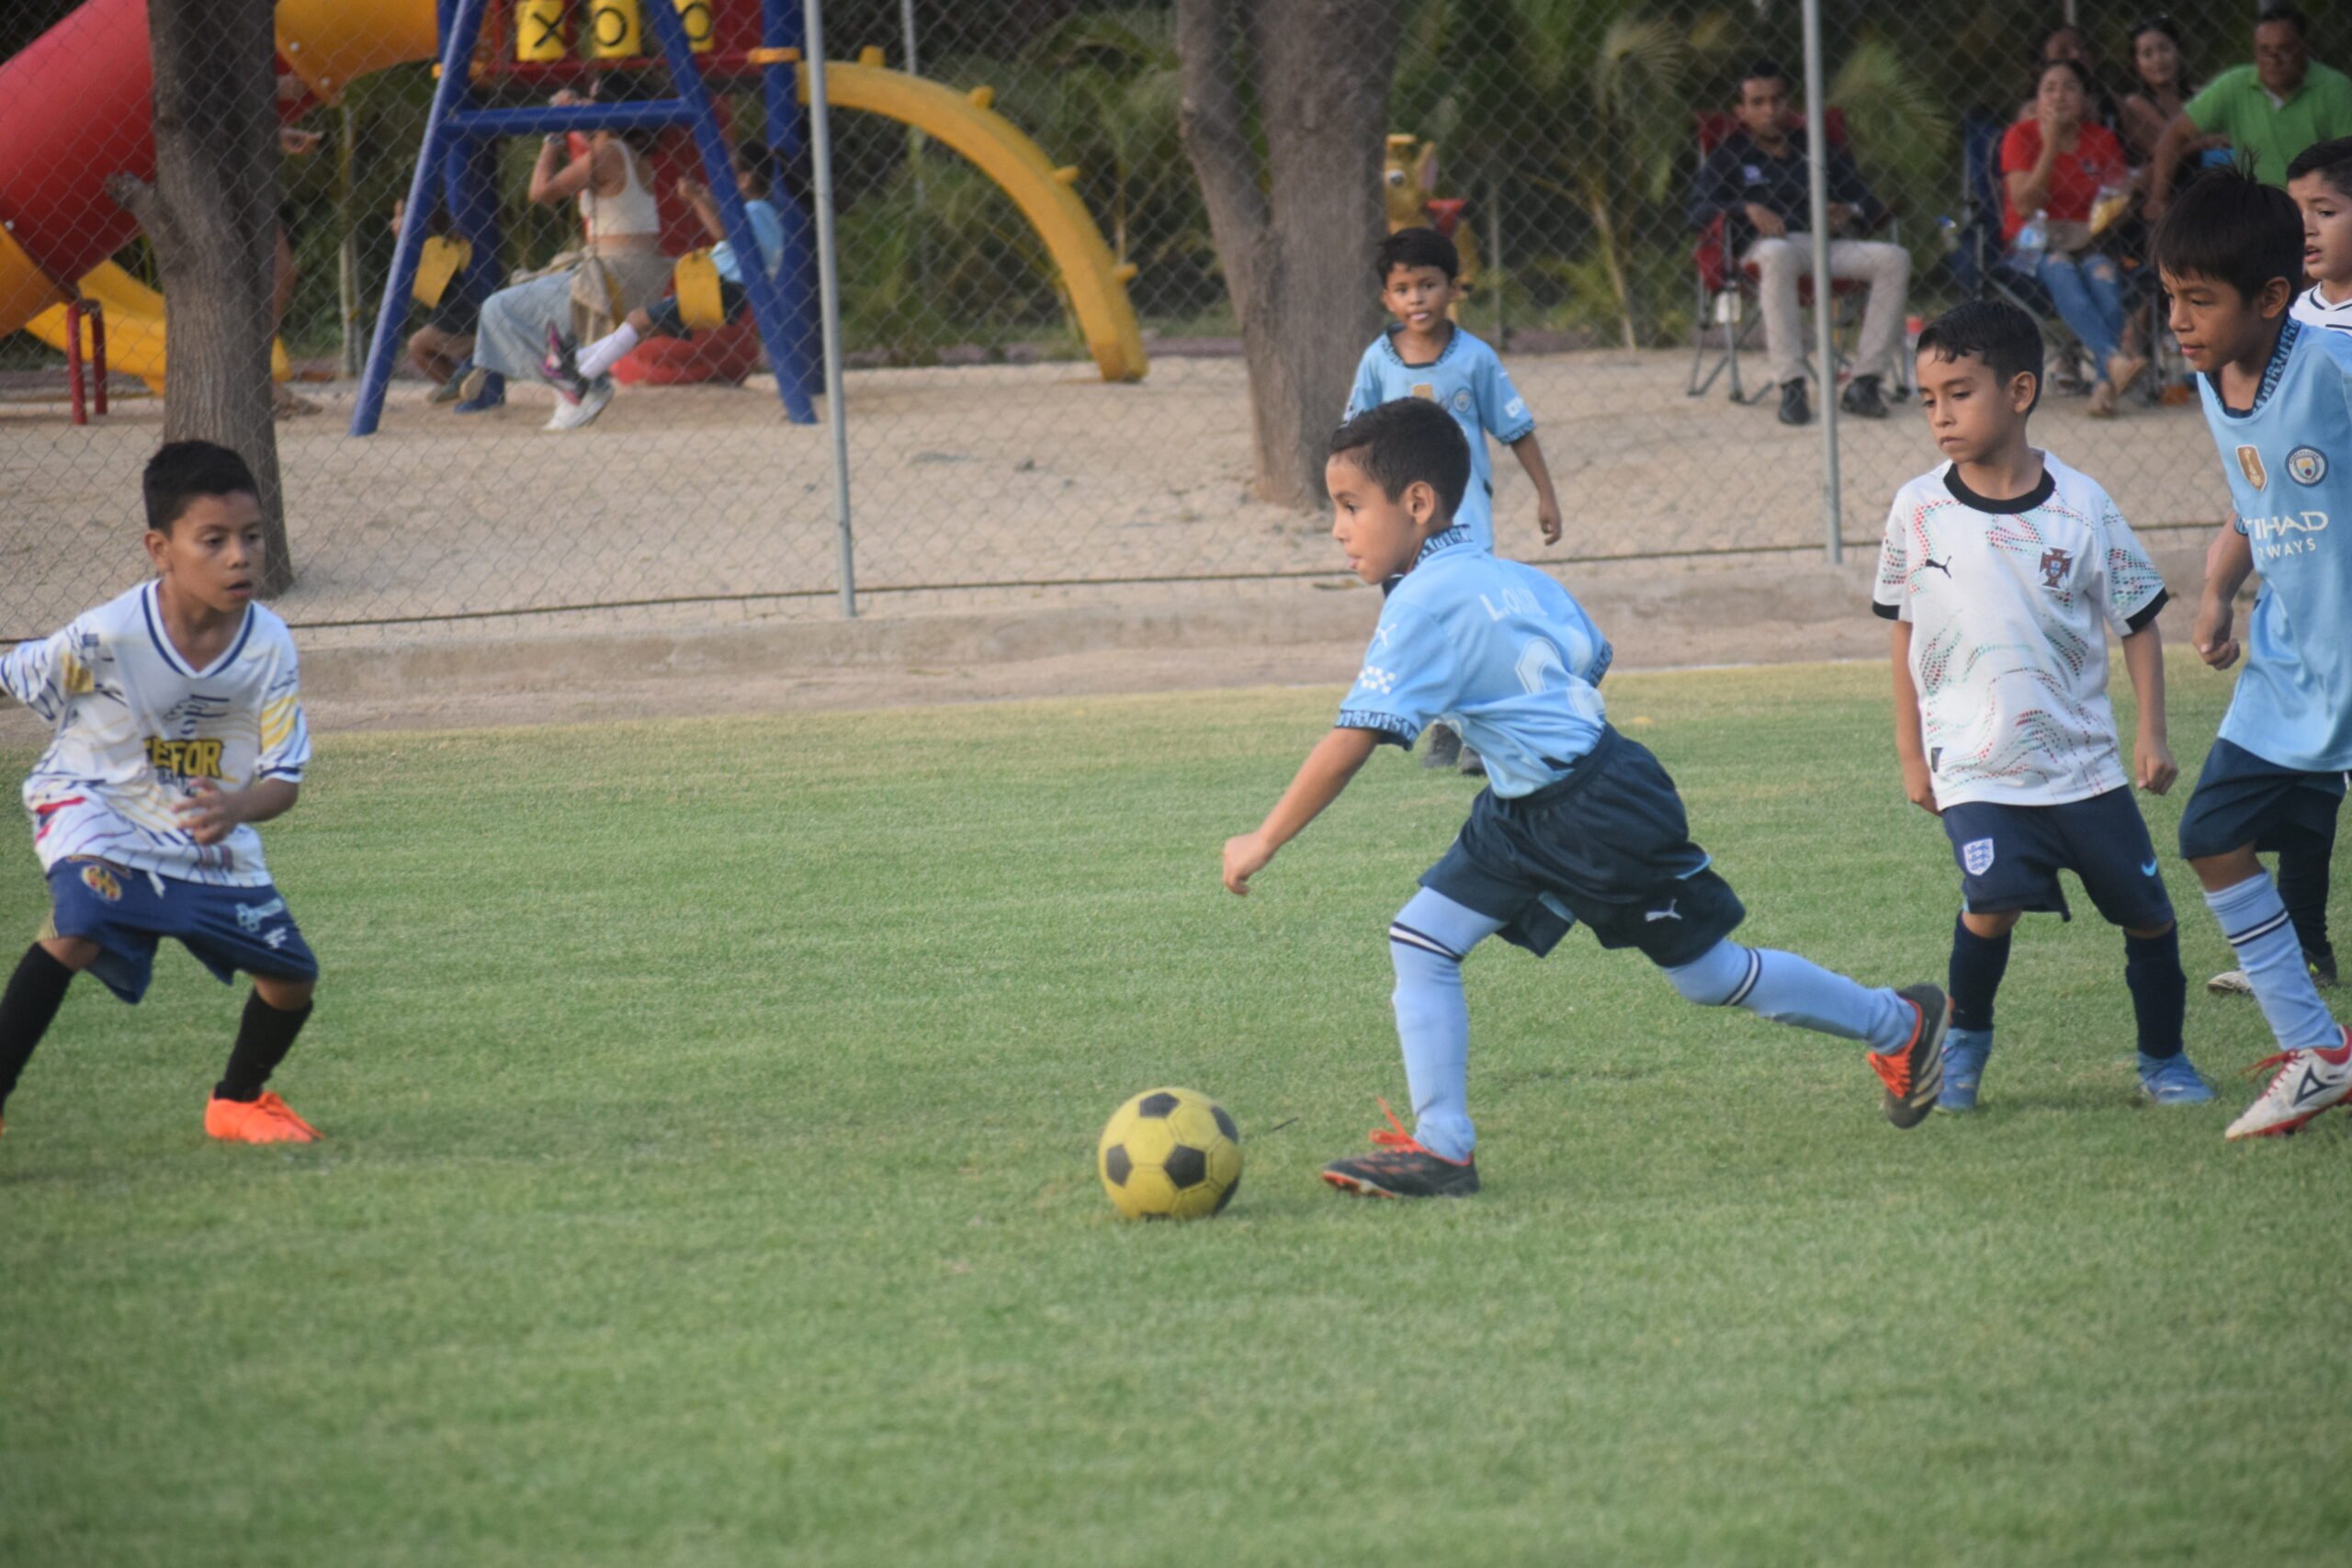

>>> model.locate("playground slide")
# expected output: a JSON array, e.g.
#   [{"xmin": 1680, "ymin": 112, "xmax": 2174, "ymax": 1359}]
[
  {"xmin": 22, "ymin": 264, "xmax": 292, "ymax": 391},
  {"xmin": 0, "ymin": 0, "xmax": 435, "ymax": 388},
  {"xmin": 1, "ymin": 0, "xmax": 1145, "ymax": 388}
]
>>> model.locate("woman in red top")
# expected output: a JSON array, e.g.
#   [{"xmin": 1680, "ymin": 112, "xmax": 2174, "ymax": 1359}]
[{"xmin": 2001, "ymin": 59, "xmax": 2143, "ymax": 415}]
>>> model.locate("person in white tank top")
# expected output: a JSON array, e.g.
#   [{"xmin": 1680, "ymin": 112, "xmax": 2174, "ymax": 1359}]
[{"xmin": 454, "ymin": 86, "xmax": 673, "ymax": 422}]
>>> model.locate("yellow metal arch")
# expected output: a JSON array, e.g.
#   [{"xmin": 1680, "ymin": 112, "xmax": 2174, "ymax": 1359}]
[{"xmin": 803, "ymin": 58, "xmax": 1147, "ymax": 383}]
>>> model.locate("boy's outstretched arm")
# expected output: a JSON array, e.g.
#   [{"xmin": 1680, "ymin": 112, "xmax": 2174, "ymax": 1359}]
[
  {"xmin": 2192, "ymin": 518, "xmax": 2254, "ymax": 670},
  {"xmin": 1888, "ymin": 622, "xmax": 1937, "ymax": 815},
  {"xmin": 1510, "ymin": 433, "xmax": 1562, "ymax": 546},
  {"xmin": 1221, "ymin": 727, "xmax": 1381, "ymax": 895},
  {"xmin": 2120, "ymin": 623, "xmax": 2177, "ymax": 794}
]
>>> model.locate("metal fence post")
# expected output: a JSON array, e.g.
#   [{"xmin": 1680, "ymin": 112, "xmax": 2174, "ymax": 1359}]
[
  {"xmin": 1802, "ymin": 0, "xmax": 1842, "ymax": 565},
  {"xmin": 804, "ymin": 0, "xmax": 856, "ymax": 617}
]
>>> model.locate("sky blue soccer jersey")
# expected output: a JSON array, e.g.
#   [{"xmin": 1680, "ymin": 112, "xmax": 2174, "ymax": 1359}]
[
  {"xmin": 2196, "ymin": 317, "xmax": 2352, "ymax": 773},
  {"xmin": 1343, "ymin": 325, "xmax": 1535, "ymax": 553},
  {"xmin": 1335, "ymin": 528, "xmax": 1611, "ymax": 798}
]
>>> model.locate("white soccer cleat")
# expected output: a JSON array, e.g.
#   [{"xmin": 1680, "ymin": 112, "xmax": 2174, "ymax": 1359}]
[
  {"xmin": 2207, "ymin": 968, "xmax": 2255, "ymax": 997},
  {"xmin": 2225, "ymin": 1031, "xmax": 2352, "ymax": 1140}
]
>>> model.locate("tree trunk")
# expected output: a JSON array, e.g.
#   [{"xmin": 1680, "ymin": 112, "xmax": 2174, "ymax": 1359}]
[
  {"xmin": 109, "ymin": 0, "xmax": 292, "ymax": 595},
  {"xmin": 1176, "ymin": 0, "xmax": 1398, "ymax": 509}
]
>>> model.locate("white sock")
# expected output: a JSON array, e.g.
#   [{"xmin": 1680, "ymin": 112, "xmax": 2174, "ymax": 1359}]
[{"xmin": 575, "ymin": 323, "xmax": 639, "ymax": 381}]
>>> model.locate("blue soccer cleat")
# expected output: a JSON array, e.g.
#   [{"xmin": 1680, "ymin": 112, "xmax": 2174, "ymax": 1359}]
[
  {"xmin": 2139, "ymin": 1052, "xmax": 2214, "ymax": 1105},
  {"xmin": 1939, "ymin": 1027, "xmax": 1992, "ymax": 1112}
]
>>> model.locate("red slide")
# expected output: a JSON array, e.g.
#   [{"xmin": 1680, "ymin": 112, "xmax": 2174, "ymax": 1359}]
[{"xmin": 0, "ymin": 0, "xmax": 160, "ymax": 338}]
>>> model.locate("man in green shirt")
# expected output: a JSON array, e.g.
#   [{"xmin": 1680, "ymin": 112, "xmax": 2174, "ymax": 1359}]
[{"xmin": 2146, "ymin": 6, "xmax": 2352, "ymax": 217}]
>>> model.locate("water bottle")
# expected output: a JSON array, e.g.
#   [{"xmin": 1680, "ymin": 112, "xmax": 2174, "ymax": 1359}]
[
  {"xmin": 2011, "ymin": 209, "xmax": 2049, "ymax": 268},
  {"xmin": 1935, "ymin": 214, "xmax": 1960, "ymax": 254}
]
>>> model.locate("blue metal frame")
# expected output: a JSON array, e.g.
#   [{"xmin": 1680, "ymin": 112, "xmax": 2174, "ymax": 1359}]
[{"xmin": 350, "ymin": 0, "xmax": 820, "ymax": 434}]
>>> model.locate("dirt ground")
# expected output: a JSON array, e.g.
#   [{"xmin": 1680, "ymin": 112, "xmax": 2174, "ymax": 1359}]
[{"xmin": 2, "ymin": 346, "xmax": 2232, "ymax": 649}]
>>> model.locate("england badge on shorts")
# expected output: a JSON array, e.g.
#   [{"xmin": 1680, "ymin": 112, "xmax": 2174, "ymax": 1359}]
[{"xmin": 1962, "ymin": 837, "xmax": 1996, "ymax": 876}]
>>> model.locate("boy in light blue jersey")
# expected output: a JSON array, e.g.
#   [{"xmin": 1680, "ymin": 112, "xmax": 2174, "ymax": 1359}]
[
  {"xmin": 1220, "ymin": 400, "xmax": 1950, "ymax": 1198},
  {"xmin": 2154, "ymin": 167, "xmax": 2352, "ymax": 1138},
  {"xmin": 1346, "ymin": 227, "xmax": 1562, "ymax": 774},
  {"xmin": 1343, "ymin": 228, "xmax": 1561, "ymax": 557}
]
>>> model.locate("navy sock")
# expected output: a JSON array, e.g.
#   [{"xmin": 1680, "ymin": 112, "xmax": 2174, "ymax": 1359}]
[
  {"xmin": 2123, "ymin": 926, "xmax": 2186, "ymax": 1060},
  {"xmin": 2278, "ymin": 834, "xmax": 2335, "ymax": 963},
  {"xmin": 1947, "ymin": 915, "xmax": 2011, "ymax": 1033},
  {"xmin": 0, "ymin": 944, "xmax": 75, "ymax": 1113},
  {"xmin": 214, "ymin": 993, "xmax": 312, "ymax": 1103}
]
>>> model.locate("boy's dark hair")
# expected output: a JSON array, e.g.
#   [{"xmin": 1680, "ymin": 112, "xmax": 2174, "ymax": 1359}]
[
  {"xmin": 2152, "ymin": 164, "xmax": 2304, "ymax": 304},
  {"xmin": 1741, "ymin": 59, "xmax": 1786, "ymax": 89},
  {"xmin": 2285, "ymin": 134, "xmax": 2352, "ymax": 199},
  {"xmin": 730, "ymin": 141, "xmax": 775, "ymax": 197},
  {"xmin": 1329, "ymin": 399, "xmax": 1470, "ymax": 523},
  {"xmin": 143, "ymin": 441, "xmax": 258, "ymax": 534},
  {"xmin": 1916, "ymin": 299, "xmax": 2045, "ymax": 412},
  {"xmin": 1376, "ymin": 226, "xmax": 1458, "ymax": 283}
]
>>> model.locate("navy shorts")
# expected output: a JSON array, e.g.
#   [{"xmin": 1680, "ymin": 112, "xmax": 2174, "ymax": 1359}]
[
  {"xmin": 1421, "ymin": 727, "xmax": 1745, "ymax": 968},
  {"xmin": 42, "ymin": 860, "xmax": 318, "ymax": 1004},
  {"xmin": 2176, "ymin": 738, "xmax": 2346, "ymax": 863},
  {"xmin": 1939, "ymin": 787, "xmax": 2174, "ymax": 928}
]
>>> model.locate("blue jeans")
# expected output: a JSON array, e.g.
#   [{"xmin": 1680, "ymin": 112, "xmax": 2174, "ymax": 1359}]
[{"xmin": 2036, "ymin": 251, "xmax": 2125, "ymax": 373}]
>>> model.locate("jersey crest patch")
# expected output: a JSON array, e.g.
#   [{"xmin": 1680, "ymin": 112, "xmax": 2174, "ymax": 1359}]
[
  {"xmin": 2237, "ymin": 445, "xmax": 2268, "ymax": 490},
  {"xmin": 80, "ymin": 863, "xmax": 122, "ymax": 902},
  {"xmin": 1410, "ymin": 383, "xmax": 1435, "ymax": 401},
  {"xmin": 2038, "ymin": 547, "xmax": 2073, "ymax": 589},
  {"xmin": 1962, "ymin": 838, "xmax": 1996, "ymax": 876},
  {"xmin": 2288, "ymin": 446, "xmax": 2329, "ymax": 486}
]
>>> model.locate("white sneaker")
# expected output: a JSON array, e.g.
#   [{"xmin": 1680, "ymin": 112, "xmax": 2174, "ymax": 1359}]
[
  {"xmin": 2225, "ymin": 1031, "xmax": 2352, "ymax": 1139},
  {"xmin": 545, "ymin": 378, "xmax": 613, "ymax": 432},
  {"xmin": 2208, "ymin": 969, "xmax": 2255, "ymax": 996}
]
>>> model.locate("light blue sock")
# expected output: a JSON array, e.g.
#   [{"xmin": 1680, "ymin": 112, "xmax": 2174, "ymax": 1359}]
[
  {"xmin": 1665, "ymin": 940, "xmax": 1913, "ymax": 1053},
  {"xmin": 2205, "ymin": 873, "xmax": 2342, "ymax": 1052},
  {"xmin": 1387, "ymin": 887, "xmax": 1507, "ymax": 1163}
]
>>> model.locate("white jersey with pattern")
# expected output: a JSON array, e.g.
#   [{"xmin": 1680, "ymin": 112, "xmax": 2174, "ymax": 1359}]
[
  {"xmin": 1, "ymin": 582, "xmax": 309, "ymax": 886},
  {"xmin": 1872, "ymin": 453, "xmax": 2168, "ymax": 808},
  {"xmin": 2290, "ymin": 282, "xmax": 2352, "ymax": 335}
]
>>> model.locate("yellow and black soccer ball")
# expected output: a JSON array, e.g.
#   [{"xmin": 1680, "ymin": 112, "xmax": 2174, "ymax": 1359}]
[{"xmin": 1096, "ymin": 1087, "xmax": 1242, "ymax": 1219}]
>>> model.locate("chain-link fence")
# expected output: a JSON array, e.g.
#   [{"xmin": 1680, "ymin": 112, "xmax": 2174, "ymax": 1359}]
[{"xmin": 0, "ymin": 2, "xmax": 2303, "ymax": 644}]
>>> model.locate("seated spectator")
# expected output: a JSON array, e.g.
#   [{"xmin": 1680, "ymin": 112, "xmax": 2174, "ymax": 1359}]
[
  {"xmin": 2119, "ymin": 16, "xmax": 2205, "ymax": 164},
  {"xmin": 454, "ymin": 86, "xmax": 672, "ymax": 423},
  {"xmin": 2018, "ymin": 24, "xmax": 2121, "ymax": 130},
  {"xmin": 539, "ymin": 143, "xmax": 786, "ymax": 431},
  {"xmin": 2003, "ymin": 59, "xmax": 2144, "ymax": 417},
  {"xmin": 1688, "ymin": 59, "xmax": 1909, "ymax": 426},
  {"xmin": 2146, "ymin": 6, "xmax": 2352, "ymax": 217}
]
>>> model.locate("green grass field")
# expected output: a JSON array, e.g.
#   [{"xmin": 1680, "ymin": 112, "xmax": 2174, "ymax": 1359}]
[{"xmin": 3, "ymin": 659, "xmax": 2347, "ymax": 1567}]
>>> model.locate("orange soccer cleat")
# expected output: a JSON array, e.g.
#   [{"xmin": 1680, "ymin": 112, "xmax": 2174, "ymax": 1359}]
[{"xmin": 205, "ymin": 1090, "xmax": 321, "ymax": 1145}]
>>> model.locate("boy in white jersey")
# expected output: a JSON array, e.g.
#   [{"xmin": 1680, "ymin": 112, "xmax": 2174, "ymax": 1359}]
[
  {"xmin": 1879, "ymin": 300, "xmax": 2206, "ymax": 1111},
  {"xmin": 0, "ymin": 443, "xmax": 322, "ymax": 1145},
  {"xmin": 1220, "ymin": 400, "xmax": 1950, "ymax": 1198},
  {"xmin": 2154, "ymin": 168, "xmax": 2352, "ymax": 1138},
  {"xmin": 1344, "ymin": 227, "xmax": 1563, "ymax": 774}
]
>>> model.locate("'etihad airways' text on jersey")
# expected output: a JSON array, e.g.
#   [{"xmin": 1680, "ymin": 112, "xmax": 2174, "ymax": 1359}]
[{"xmin": 2196, "ymin": 316, "xmax": 2352, "ymax": 773}]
